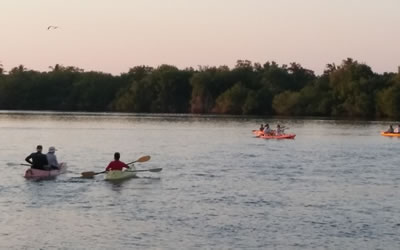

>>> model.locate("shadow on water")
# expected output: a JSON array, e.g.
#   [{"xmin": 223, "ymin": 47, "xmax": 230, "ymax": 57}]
[
  {"xmin": 104, "ymin": 176, "xmax": 139, "ymax": 188},
  {"xmin": 104, "ymin": 176, "xmax": 162, "ymax": 190},
  {"xmin": 24, "ymin": 176, "xmax": 58, "ymax": 182}
]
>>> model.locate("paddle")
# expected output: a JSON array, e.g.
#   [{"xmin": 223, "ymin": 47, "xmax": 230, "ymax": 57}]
[
  {"xmin": 126, "ymin": 168, "xmax": 162, "ymax": 173},
  {"xmin": 81, "ymin": 170, "xmax": 107, "ymax": 178},
  {"xmin": 126, "ymin": 155, "xmax": 151, "ymax": 165},
  {"xmin": 21, "ymin": 163, "xmax": 33, "ymax": 166},
  {"xmin": 81, "ymin": 155, "xmax": 151, "ymax": 178}
]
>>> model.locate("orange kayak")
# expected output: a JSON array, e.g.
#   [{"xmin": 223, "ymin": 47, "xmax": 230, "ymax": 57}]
[
  {"xmin": 252, "ymin": 130, "xmax": 296, "ymax": 139},
  {"xmin": 252, "ymin": 130, "xmax": 264, "ymax": 137},
  {"xmin": 260, "ymin": 134, "xmax": 296, "ymax": 139},
  {"xmin": 381, "ymin": 131, "xmax": 400, "ymax": 137}
]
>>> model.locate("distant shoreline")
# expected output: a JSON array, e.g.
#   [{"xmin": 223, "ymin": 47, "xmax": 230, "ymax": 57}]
[
  {"xmin": 1, "ymin": 58, "xmax": 400, "ymax": 119},
  {"xmin": 0, "ymin": 110, "xmax": 398, "ymax": 123}
]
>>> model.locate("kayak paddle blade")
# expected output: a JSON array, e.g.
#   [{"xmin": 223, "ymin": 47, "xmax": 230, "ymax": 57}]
[
  {"xmin": 149, "ymin": 168, "xmax": 162, "ymax": 172},
  {"xmin": 127, "ymin": 155, "xmax": 151, "ymax": 165},
  {"xmin": 81, "ymin": 171, "xmax": 96, "ymax": 178}
]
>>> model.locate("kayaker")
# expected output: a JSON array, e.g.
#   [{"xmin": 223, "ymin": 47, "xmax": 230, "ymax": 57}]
[
  {"xmin": 276, "ymin": 124, "xmax": 283, "ymax": 135},
  {"xmin": 259, "ymin": 124, "xmax": 264, "ymax": 131},
  {"xmin": 46, "ymin": 146, "xmax": 59, "ymax": 170},
  {"xmin": 105, "ymin": 152, "xmax": 130, "ymax": 171},
  {"xmin": 386, "ymin": 125, "xmax": 394, "ymax": 133},
  {"xmin": 394, "ymin": 124, "xmax": 400, "ymax": 133},
  {"xmin": 25, "ymin": 145, "xmax": 49, "ymax": 170},
  {"xmin": 263, "ymin": 124, "xmax": 272, "ymax": 135}
]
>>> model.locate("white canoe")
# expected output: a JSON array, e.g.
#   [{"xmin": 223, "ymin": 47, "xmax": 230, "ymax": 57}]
[{"xmin": 104, "ymin": 166, "xmax": 137, "ymax": 181}]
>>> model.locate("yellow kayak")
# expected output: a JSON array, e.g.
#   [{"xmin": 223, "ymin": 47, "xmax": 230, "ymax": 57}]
[
  {"xmin": 381, "ymin": 131, "xmax": 400, "ymax": 137},
  {"xmin": 104, "ymin": 166, "xmax": 137, "ymax": 181}
]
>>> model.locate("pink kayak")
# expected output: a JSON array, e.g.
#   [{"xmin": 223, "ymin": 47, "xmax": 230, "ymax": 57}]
[
  {"xmin": 260, "ymin": 134, "xmax": 296, "ymax": 139},
  {"xmin": 24, "ymin": 162, "xmax": 67, "ymax": 179}
]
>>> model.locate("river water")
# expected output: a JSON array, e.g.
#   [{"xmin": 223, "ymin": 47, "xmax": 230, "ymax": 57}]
[{"xmin": 0, "ymin": 111, "xmax": 399, "ymax": 249}]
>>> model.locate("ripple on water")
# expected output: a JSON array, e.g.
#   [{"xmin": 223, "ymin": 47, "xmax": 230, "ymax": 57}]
[{"xmin": 1, "ymin": 115, "xmax": 400, "ymax": 249}]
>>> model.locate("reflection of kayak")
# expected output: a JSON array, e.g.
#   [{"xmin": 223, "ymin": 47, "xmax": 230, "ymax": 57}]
[
  {"xmin": 260, "ymin": 134, "xmax": 296, "ymax": 139},
  {"xmin": 24, "ymin": 162, "xmax": 67, "ymax": 179},
  {"xmin": 381, "ymin": 131, "xmax": 400, "ymax": 137},
  {"xmin": 104, "ymin": 166, "xmax": 137, "ymax": 181}
]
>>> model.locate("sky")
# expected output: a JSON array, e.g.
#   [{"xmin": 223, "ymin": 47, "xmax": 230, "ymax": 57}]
[{"xmin": 1, "ymin": 0, "xmax": 399, "ymax": 75}]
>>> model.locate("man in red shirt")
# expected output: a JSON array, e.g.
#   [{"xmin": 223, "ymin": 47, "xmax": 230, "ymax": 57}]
[{"xmin": 105, "ymin": 152, "xmax": 129, "ymax": 171}]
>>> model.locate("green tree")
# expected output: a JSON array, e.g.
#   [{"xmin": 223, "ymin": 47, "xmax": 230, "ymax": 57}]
[
  {"xmin": 328, "ymin": 58, "xmax": 377, "ymax": 117},
  {"xmin": 377, "ymin": 74, "xmax": 400, "ymax": 118},
  {"xmin": 114, "ymin": 78, "xmax": 157, "ymax": 112},
  {"xmin": 259, "ymin": 62, "xmax": 292, "ymax": 94},
  {"xmin": 272, "ymin": 91, "xmax": 300, "ymax": 116},
  {"xmin": 151, "ymin": 65, "xmax": 193, "ymax": 113},
  {"xmin": 190, "ymin": 71, "xmax": 216, "ymax": 113},
  {"xmin": 68, "ymin": 72, "xmax": 123, "ymax": 111},
  {"xmin": 115, "ymin": 65, "xmax": 193, "ymax": 113},
  {"xmin": 213, "ymin": 82, "xmax": 249, "ymax": 114},
  {"xmin": 242, "ymin": 87, "xmax": 273, "ymax": 115},
  {"xmin": 189, "ymin": 66, "xmax": 234, "ymax": 113},
  {"xmin": 296, "ymin": 79, "xmax": 333, "ymax": 116}
]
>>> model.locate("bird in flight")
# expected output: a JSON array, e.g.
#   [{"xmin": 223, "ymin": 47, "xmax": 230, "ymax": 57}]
[{"xmin": 47, "ymin": 26, "xmax": 59, "ymax": 30}]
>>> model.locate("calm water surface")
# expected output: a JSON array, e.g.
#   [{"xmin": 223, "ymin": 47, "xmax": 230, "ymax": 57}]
[{"xmin": 0, "ymin": 111, "xmax": 399, "ymax": 249}]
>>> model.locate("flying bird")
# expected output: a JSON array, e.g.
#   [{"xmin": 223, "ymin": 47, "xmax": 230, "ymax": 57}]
[{"xmin": 47, "ymin": 26, "xmax": 59, "ymax": 30}]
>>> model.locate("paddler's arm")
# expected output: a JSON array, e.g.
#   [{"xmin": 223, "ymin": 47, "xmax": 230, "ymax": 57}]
[
  {"xmin": 54, "ymin": 155, "xmax": 59, "ymax": 167},
  {"xmin": 105, "ymin": 162, "xmax": 112, "ymax": 171},
  {"xmin": 25, "ymin": 154, "xmax": 33, "ymax": 164}
]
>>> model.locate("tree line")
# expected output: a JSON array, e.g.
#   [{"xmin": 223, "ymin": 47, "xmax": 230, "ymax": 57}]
[{"xmin": 0, "ymin": 58, "xmax": 400, "ymax": 118}]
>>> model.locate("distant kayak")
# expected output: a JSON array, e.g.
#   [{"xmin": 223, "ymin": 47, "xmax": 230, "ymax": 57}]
[
  {"xmin": 24, "ymin": 162, "xmax": 67, "ymax": 179},
  {"xmin": 252, "ymin": 130, "xmax": 296, "ymax": 139},
  {"xmin": 381, "ymin": 131, "xmax": 400, "ymax": 137},
  {"xmin": 260, "ymin": 134, "xmax": 296, "ymax": 139}
]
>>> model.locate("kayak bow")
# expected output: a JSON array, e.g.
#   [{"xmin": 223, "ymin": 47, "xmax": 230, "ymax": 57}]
[{"xmin": 381, "ymin": 131, "xmax": 400, "ymax": 137}]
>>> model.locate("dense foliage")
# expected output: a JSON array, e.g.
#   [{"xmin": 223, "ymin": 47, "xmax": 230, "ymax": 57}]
[{"xmin": 0, "ymin": 59, "xmax": 399, "ymax": 118}]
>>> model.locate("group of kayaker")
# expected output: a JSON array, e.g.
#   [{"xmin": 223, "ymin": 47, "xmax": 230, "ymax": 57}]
[
  {"xmin": 25, "ymin": 145, "xmax": 129, "ymax": 172},
  {"xmin": 259, "ymin": 123, "xmax": 285, "ymax": 135},
  {"xmin": 385, "ymin": 124, "xmax": 400, "ymax": 133},
  {"xmin": 25, "ymin": 145, "xmax": 59, "ymax": 170}
]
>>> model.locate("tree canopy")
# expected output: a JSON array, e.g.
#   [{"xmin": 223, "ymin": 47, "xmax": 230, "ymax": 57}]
[{"xmin": 0, "ymin": 59, "xmax": 399, "ymax": 118}]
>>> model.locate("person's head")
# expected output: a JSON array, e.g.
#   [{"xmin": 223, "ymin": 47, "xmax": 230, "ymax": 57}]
[
  {"xmin": 277, "ymin": 124, "xmax": 281, "ymax": 127},
  {"xmin": 114, "ymin": 152, "xmax": 120, "ymax": 160},
  {"xmin": 36, "ymin": 145, "xmax": 43, "ymax": 152},
  {"xmin": 390, "ymin": 124, "xmax": 393, "ymax": 128},
  {"xmin": 48, "ymin": 146, "xmax": 57, "ymax": 153}
]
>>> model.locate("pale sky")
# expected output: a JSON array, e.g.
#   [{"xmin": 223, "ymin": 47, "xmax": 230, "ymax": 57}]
[{"xmin": 1, "ymin": 0, "xmax": 399, "ymax": 75}]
